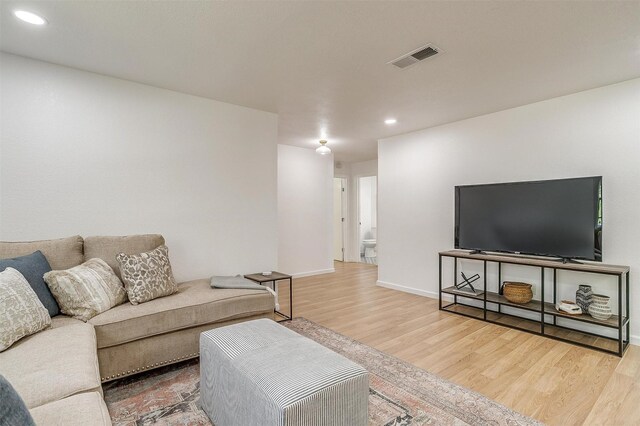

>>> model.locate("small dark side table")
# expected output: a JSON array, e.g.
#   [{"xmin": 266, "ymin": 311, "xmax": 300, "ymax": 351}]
[{"xmin": 244, "ymin": 271, "xmax": 292, "ymax": 322}]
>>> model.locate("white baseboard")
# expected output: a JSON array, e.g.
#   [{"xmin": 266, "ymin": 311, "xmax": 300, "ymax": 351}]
[
  {"xmin": 376, "ymin": 280, "xmax": 438, "ymax": 299},
  {"xmin": 376, "ymin": 280, "xmax": 639, "ymax": 348},
  {"xmin": 292, "ymin": 268, "xmax": 335, "ymax": 278}
]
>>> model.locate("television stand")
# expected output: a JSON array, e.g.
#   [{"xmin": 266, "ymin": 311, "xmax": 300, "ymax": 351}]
[{"xmin": 438, "ymin": 249, "xmax": 630, "ymax": 356}]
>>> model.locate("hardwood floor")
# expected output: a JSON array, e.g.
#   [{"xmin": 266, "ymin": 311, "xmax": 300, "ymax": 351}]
[{"xmin": 289, "ymin": 261, "xmax": 639, "ymax": 425}]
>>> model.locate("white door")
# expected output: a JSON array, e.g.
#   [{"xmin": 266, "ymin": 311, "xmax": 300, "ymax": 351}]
[{"xmin": 333, "ymin": 178, "xmax": 346, "ymax": 261}]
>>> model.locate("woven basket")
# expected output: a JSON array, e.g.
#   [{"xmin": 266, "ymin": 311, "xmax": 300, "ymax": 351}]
[{"xmin": 502, "ymin": 282, "xmax": 533, "ymax": 304}]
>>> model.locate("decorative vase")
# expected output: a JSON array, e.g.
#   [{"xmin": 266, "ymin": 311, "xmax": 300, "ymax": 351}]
[
  {"xmin": 588, "ymin": 294, "xmax": 612, "ymax": 321},
  {"xmin": 575, "ymin": 284, "xmax": 593, "ymax": 313}
]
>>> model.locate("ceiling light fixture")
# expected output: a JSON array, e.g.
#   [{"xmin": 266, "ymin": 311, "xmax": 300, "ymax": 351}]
[
  {"xmin": 14, "ymin": 10, "xmax": 47, "ymax": 25},
  {"xmin": 385, "ymin": 118, "xmax": 397, "ymax": 125},
  {"xmin": 316, "ymin": 140, "xmax": 331, "ymax": 155}
]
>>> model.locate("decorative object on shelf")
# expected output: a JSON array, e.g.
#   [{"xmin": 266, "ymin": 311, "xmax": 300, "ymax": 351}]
[
  {"xmin": 501, "ymin": 281, "xmax": 533, "ymax": 304},
  {"xmin": 588, "ymin": 294, "xmax": 612, "ymax": 320},
  {"xmin": 455, "ymin": 272, "xmax": 482, "ymax": 295},
  {"xmin": 556, "ymin": 300, "xmax": 582, "ymax": 315},
  {"xmin": 575, "ymin": 284, "xmax": 593, "ymax": 313}
]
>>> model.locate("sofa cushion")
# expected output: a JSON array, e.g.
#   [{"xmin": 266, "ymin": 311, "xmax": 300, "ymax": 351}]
[
  {"xmin": 49, "ymin": 315, "xmax": 84, "ymax": 328},
  {"xmin": 117, "ymin": 245, "xmax": 177, "ymax": 305},
  {"xmin": 0, "ymin": 268, "xmax": 51, "ymax": 352},
  {"xmin": 0, "ymin": 236, "xmax": 84, "ymax": 271},
  {"xmin": 44, "ymin": 258, "xmax": 128, "ymax": 322},
  {"xmin": 0, "ymin": 251, "xmax": 59, "ymax": 316},
  {"xmin": 0, "ymin": 316, "xmax": 102, "ymax": 408},
  {"xmin": 89, "ymin": 279, "xmax": 274, "ymax": 349},
  {"xmin": 84, "ymin": 234, "xmax": 165, "ymax": 279},
  {"xmin": 29, "ymin": 392, "xmax": 111, "ymax": 426}
]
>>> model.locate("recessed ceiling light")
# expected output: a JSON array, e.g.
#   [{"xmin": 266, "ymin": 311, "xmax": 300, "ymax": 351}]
[
  {"xmin": 14, "ymin": 10, "xmax": 47, "ymax": 25},
  {"xmin": 385, "ymin": 118, "xmax": 397, "ymax": 125}
]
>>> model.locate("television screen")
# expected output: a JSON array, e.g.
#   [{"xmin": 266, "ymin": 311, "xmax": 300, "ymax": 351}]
[{"xmin": 455, "ymin": 176, "xmax": 602, "ymax": 261}]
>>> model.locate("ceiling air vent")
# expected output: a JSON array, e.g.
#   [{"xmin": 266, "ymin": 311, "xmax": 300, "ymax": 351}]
[{"xmin": 389, "ymin": 44, "xmax": 441, "ymax": 69}]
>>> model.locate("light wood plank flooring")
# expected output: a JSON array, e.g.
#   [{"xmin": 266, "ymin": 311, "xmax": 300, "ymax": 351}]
[{"xmin": 288, "ymin": 261, "xmax": 638, "ymax": 425}]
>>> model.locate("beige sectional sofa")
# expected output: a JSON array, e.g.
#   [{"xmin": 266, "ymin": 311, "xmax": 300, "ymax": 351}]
[
  {"xmin": 0, "ymin": 316, "xmax": 109, "ymax": 425},
  {"xmin": 0, "ymin": 234, "xmax": 275, "ymax": 425}
]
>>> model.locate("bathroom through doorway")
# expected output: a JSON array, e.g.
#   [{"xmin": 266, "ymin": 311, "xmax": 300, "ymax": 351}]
[{"xmin": 358, "ymin": 176, "xmax": 377, "ymax": 265}]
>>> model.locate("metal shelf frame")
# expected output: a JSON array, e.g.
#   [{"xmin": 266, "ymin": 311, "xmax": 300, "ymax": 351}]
[{"xmin": 438, "ymin": 250, "xmax": 630, "ymax": 357}]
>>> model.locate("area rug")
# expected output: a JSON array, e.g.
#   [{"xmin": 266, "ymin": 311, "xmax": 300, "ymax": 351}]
[{"xmin": 103, "ymin": 318, "xmax": 541, "ymax": 426}]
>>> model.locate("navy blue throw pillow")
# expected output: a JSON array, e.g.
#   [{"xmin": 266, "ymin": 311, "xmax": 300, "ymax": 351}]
[
  {"xmin": 0, "ymin": 374, "xmax": 36, "ymax": 426},
  {"xmin": 0, "ymin": 251, "xmax": 59, "ymax": 317}
]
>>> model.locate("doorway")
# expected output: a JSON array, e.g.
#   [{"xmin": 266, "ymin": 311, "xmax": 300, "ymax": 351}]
[
  {"xmin": 333, "ymin": 177, "xmax": 346, "ymax": 261},
  {"xmin": 358, "ymin": 176, "xmax": 377, "ymax": 265}
]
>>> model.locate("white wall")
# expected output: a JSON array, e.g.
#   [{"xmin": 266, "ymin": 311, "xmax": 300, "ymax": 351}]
[
  {"xmin": 378, "ymin": 78, "xmax": 640, "ymax": 342},
  {"xmin": 0, "ymin": 53, "xmax": 278, "ymax": 282},
  {"xmin": 277, "ymin": 144, "xmax": 334, "ymax": 277},
  {"xmin": 349, "ymin": 159, "xmax": 378, "ymax": 178}
]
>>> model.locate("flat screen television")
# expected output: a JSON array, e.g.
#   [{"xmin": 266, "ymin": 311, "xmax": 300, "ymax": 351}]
[{"xmin": 455, "ymin": 176, "xmax": 602, "ymax": 261}]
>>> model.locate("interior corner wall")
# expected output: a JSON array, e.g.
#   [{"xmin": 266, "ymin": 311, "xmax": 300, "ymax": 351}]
[
  {"xmin": 277, "ymin": 144, "xmax": 334, "ymax": 277},
  {"xmin": 378, "ymin": 78, "xmax": 640, "ymax": 343},
  {"xmin": 0, "ymin": 53, "xmax": 278, "ymax": 282}
]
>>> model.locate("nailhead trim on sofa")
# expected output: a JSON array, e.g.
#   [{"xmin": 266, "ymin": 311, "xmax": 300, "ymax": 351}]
[{"xmin": 100, "ymin": 352, "xmax": 199, "ymax": 382}]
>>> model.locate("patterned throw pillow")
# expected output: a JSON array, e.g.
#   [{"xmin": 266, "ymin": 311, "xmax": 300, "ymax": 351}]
[
  {"xmin": 116, "ymin": 245, "xmax": 178, "ymax": 305},
  {"xmin": 0, "ymin": 268, "xmax": 51, "ymax": 352},
  {"xmin": 43, "ymin": 258, "xmax": 128, "ymax": 322}
]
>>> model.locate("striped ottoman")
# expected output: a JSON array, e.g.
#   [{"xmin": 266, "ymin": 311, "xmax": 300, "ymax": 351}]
[{"xmin": 199, "ymin": 319, "xmax": 369, "ymax": 426}]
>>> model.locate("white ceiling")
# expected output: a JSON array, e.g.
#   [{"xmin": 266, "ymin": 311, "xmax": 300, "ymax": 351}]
[{"xmin": 1, "ymin": 1, "xmax": 639, "ymax": 162}]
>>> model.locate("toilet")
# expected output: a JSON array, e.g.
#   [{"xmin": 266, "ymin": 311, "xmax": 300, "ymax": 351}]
[{"xmin": 362, "ymin": 227, "xmax": 377, "ymax": 258}]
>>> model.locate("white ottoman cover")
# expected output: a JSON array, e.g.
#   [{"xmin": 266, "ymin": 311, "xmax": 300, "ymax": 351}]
[{"xmin": 200, "ymin": 319, "xmax": 369, "ymax": 426}]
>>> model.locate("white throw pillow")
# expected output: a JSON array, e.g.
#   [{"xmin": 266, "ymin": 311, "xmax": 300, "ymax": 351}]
[
  {"xmin": 0, "ymin": 267, "xmax": 51, "ymax": 352},
  {"xmin": 44, "ymin": 258, "xmax": 127, "ymax": 322}
]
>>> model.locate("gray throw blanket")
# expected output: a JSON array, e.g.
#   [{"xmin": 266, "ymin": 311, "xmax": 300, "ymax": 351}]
[
  {"xmin": 210, "ymin": 275, "xmax": 267, "ymax": 291},
  {"xmin": 210, "ymin": 275, "xmax": 279, "ymax": 309}
]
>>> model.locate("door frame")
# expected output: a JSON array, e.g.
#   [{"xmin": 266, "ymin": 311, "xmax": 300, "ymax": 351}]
[{"xmin": 333, "ymin": 176, "xmax": 348, "ymax": 262}]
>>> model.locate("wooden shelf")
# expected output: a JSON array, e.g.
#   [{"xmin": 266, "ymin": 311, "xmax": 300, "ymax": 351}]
[
  {"xmin": 440, "ymin": 303, "xmax": 485, "ymax": 320},
  {"xmin": 442, "ymin": 303, "xmax": 618, "ymax": 352},
  {"xmin": 442, "ymin": 286, "xmax": 541, "ymax": 313},
  {"xmin": 439, "ymin": 249, "xmax": 630, "ymax": 274},
  {"xmin": 441, "ymin": 285, "xmax": 484, "ymax": 299},
  {"xmin": 544, "ymin": 325, "xmax": 618, "ymax": 352},
  {"xmin": 486, "ymin": 310, "xmax": 542, "ymax": 334},
  {"xmin": 542, "ymin": 302, "xmax": 622, "ymax": 328},
  {"xmin": 443, "ymin": 286, "xmax": 622, "ymax": 328}
]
